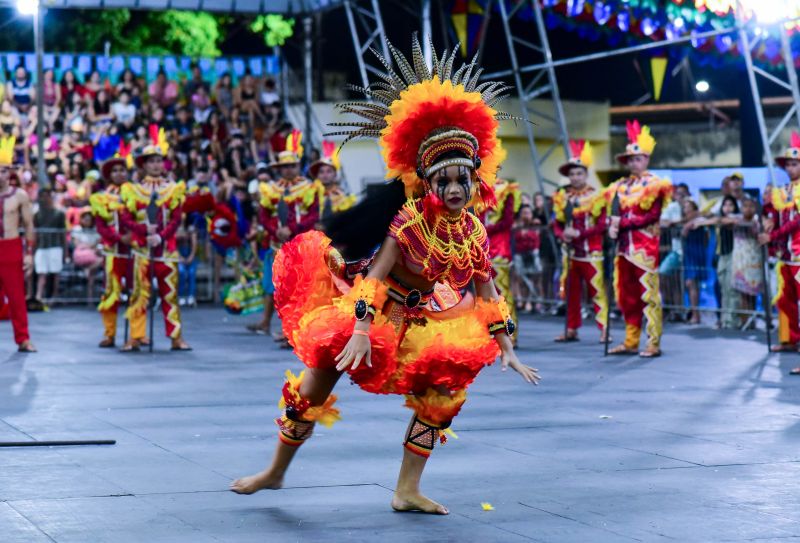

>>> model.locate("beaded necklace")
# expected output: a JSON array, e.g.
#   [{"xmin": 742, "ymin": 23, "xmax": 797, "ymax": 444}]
[{"xmin": 389, "ymin": 199, "xmax": 491, "ymax": 289}]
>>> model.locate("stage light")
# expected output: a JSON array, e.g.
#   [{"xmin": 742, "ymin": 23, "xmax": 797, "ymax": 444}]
[
  {"xmin": 695, "ymin": 80, "xmax": 710, "ymax": 93},
  {"xmin": 737, "ymin": 0, "xmax": 790, "ymax": 23},
  {"xmin": 16, "ymin": 0, "xmax": 38, "ymax": 16}
]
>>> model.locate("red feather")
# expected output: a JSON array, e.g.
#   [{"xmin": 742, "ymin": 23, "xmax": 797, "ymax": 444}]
[
  {"xmin": 118, "ymin": 139, "xmax": 131, "ymax": 158},
  {"xmin": 568, "ymin": 139, "xmax": 585, "ymax": 158},
  {"xmin": 625, "ymin": 120, "xmax": 641, "ymax": 144},
  {"xmin": 791, "ymin": 131, "xmax": 800, "ymax": 149},
  {"xmin": 148, "ymin": 124, "xmax": 160, "ymax": 146}
]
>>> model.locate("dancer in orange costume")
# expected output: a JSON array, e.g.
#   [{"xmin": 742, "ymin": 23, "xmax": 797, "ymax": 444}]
[
  {"xmin": 231, "ymin": 37, "xmax": 539, "ymax": 513},
  {"xmin": 759, "ymin": 132, "xmax": 800, "ymax": 361},
  {"xmin": 120, "ymin": 128, "xmax": 191, "ymax": 352},
  {"xmin": 552, "ymin": 140, "xmax": 609, "ymax": 343},
  {"xmin": 607, "ymin": 121, "xmax": 672, "ymax": 358},
  {"xmin": 0, "ymin": 136, "xmax": 35, "ymax": 352},
  {"xmin": 90, "ymin": 153, "xmax": 133, "ymax": 348}
]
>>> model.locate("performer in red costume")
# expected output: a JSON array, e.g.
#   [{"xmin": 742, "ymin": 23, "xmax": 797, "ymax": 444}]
[
  {"xmin": 552, "ymin": 140, "xmax": 609, "ymax": 343},
  {"xmin": 310, "ymin": 140, "xmax": 356, "ymax": 218},
  {"xmin": 120, "ymin": 129, "xmax": 191, "ymax": 352},
  {"xmin": 607, "ymin": 121, "xmax": 672, "ymax": 358},
  {"xmin": 90, "ymin": 153, "xmax": 133, "ymax": 348},
  {"xmin": 0, "ymin": 136, "xmax": 35, "ymax": 352},
  {"xmin": 248, "ymin": 131, "xmax": 321, "ymax": 340},
  {"xmin": 482, "ymin": 176, "xmax": 521, "ymax": 343},
  {"xmin": 230, "ymin": 37, "xmax": 539, "ymax": 513},
  {"xmin": 760, "ymin": 132, "xmax": 800, "ymax": 361}
]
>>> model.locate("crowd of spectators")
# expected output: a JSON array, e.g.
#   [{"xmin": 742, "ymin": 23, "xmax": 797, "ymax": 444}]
[{"xmin": 2, "ymin": 63, "xmax": 297, "ymax": 306}]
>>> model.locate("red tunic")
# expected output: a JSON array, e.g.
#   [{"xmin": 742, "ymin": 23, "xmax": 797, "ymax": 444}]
[{"xmin": 552, "ymin": 185, "xmax": 607, "ymax": 261}]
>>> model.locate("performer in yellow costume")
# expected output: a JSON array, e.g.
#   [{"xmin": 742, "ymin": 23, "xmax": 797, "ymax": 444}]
[
  {"xmin": 309, "ymin": 140, "xmax": 357, "ymax": 218},
  {"xmin": 120, "ymin": 128, "xmax": 191, "ymax": 352},
  {"xmin": 231, "ymin": 36, "xmax": 540, "ymax": 513}
]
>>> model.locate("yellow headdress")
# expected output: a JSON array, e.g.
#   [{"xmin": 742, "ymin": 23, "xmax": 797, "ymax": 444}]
[
  {"xmin": 0, "ymin": 136, "xmax": 15, "ymax": 166},
  {"xmin": 777, "ymin": 131, "xmax": 800, "ymax": 168},
  {"xmin": 309, "ymin": 140, "xmax": 341, "ymax": 180},
  {"xmin": 616, "ymin": 120, "xmax": 656, "ymax": 164},
  {"xmin": 271, "ymin": 129, "xmax": 304, "ymax": 167},
  {"xmin": 135, "ymin": 124, "xmax": 169, "ymax": 168},
  {"xmin": 558, "ymin": 140, "xmax": 594, "ymax": 176},
  {"xmin": 327, "ymin": 34, "xmax": 514, "ymax": 210}
]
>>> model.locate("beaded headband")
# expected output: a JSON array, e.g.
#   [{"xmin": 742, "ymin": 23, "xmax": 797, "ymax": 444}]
[{"xmin": 417, "ymin": 128, "xmax": 480, "ymax": 179}]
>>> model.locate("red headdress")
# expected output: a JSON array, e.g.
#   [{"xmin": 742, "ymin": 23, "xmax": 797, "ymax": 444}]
[
  {"xmin": 328, "ymin": 34, "xmax": 514, "ymax": 212},
  {"xmin": 558, "ymin": 140, "xmax": 594, "ymax": 177},
  {"xmin": 616, "ymin": 120, "xmax": 656, "ymax": 164}
]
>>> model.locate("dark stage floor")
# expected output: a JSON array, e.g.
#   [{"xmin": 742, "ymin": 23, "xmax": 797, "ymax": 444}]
[{"xmin": 1, "ymin": 307, "xmax": 799, "ymax": 542}]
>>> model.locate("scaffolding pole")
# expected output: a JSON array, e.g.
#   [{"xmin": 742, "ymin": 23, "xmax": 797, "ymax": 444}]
[
  {"xmin": 495, "ymin": 0, "xmax": 571, "ymax": 190},
  {"xmin": 342, "ymin": 0, "xmax": 390, "ymax": 90}
]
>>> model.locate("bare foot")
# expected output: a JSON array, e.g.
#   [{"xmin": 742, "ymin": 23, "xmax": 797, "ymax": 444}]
[
  {"xmin": 229, "ymin": 470, "xmax": 283, "ymax": 495},
  {"xmin": 391, "ymin": 490, "xmax": 449, "ymax": 515}
]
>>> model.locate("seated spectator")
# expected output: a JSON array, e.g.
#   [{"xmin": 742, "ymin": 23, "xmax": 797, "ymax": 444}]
[
  {"xmin": 90, "ymin": 89, "xmax": 114, "ymax": 124},
  {"xmin": 214, "ymin": 72, "xmax": 234, "ymax": 118},
  {"xmin": 115, "ymin": 68, "xmax": 140, "ymax": 96},
  {"xmin": 91, "ymin": 122, "xmax": 121, "ymax": 163},
  {"xmin": 70, "ymin": 210, "xmax": 103, "ymax": 301},
  {"xmin": 83, "ymin": 70, "xmax": 103, "ymax": 100},
  {"xmin": 62, "ymin": 92, "xmax": 88, "ymax": 134},
  {"xmin": 148, "ymin": 70, "xmax": 179, "ymax": 113},
  {"xmin": 111, "ymin": 90, "xmax": 137, "ymax": 130},
  {"xmin": 39, "ymin": 69, "xmax": 61, "ymax": 130},
  {"xmin": 260, "ymin": 77, "xmax": 280, "ymax": 108},
  {"xmin": 0, "ymin": 99, "xmax": 22, "ymax": 137},
  {"xmin": 7, "ymin": 66, "xmax": 33, "ymax": 114},
  {"xmin": 234, "ymin": 72, "xmax": 263, "ymax": 126},
  {"xmin": 60, "ymin": 70, "xmax": 86, "ymax": 104},
  {"xmin": 173, "ymin": 106, "xmax": 194, "ymax": 157},
  {"xmin": 192, "ymin": 86, "xmax": 213, "ymax": 124},
  {"xmin": 184, "ymin": 63, "xmax": 210, "ymax": 100}
]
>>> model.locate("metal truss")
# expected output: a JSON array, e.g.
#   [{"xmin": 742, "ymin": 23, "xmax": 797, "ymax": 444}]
[
  {"xmin": 493, "ymin": 0, "xmax": 571, "ymax": 192},
  {"xmin": 738, "ymin": 18, "xmax": 800, "ymax": 184},
  {"xmin": 342, "ymin": 0, "xmax": 390, "ymax": 90}
]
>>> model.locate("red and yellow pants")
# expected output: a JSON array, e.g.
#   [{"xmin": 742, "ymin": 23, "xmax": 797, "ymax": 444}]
[
  {"xmin": 98, "ymin": 255, "xmax": 131, "ymax": 339},
  {"xmin": 560, "ymin": 257, "xmax": 608, "ymax": 332},
  {"xmin": 774, "ymin": 262, "xmax": 800, "ymax": 345},
  {"xmin": 0, "ymin": 238, "xmax": 29, "ymax": 345},
  {"xmin": 615, "ymin": 256, "xmax": 662, "ymax": 349},
  {"xmin": 127, "ymin": 254, "xmax": 182, "ymax": 340}
]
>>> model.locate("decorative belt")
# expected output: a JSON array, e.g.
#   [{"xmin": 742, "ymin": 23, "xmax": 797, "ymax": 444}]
[{"xmin": 385, "ymin": 274, "xmax": 434, "ymax": 310}]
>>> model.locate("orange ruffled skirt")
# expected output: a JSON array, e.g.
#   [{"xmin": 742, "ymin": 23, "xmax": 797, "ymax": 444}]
[{"xmin": 274, "ymin": 231, "xmax": 501, "ymax": 396}]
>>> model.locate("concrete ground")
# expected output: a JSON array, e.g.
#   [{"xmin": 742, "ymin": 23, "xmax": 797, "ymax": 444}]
[{"xmin": 1, "ymin": 307, "xmax": 800, "ymax": 542}]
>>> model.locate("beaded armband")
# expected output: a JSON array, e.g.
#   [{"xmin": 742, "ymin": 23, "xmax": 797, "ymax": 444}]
[
  {"xmin": 487, "ymin": 297, "xmax": 516, "ymax": 337},
  {"xmin": 279, "ymin": 369, "xmax": 341, "ymax": 427},
  {"xmin": 342, "ymin": 276, "xmax": 388, "ymax": 322}
]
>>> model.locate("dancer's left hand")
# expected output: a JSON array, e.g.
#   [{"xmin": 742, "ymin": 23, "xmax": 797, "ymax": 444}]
[{"xmin": 501, "ymin": 350, "xmax": 540, "ymax": 385}]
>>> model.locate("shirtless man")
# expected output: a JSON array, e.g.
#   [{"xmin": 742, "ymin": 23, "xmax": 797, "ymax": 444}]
[{"xmin": 0, "ymin": 161, "xmax": 36, "ymax": 352}]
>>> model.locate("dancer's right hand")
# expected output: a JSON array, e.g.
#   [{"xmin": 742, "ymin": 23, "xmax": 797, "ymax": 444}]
[{"xmin": 335, "ymin": 333, "xmax": 372, "ymax": 372}]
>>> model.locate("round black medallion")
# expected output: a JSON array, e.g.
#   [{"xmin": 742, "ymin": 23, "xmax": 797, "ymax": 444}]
[
  {"xmin": 505, "ymin": 319, "xmax": 516, "ymax": 336},
  {"xmin": 405, "ymin": 289, "xmax": 422, "ymax": 308},
  {"xmin": 355, "ymin": 299, "xmax": 368, "ymax": 320}
]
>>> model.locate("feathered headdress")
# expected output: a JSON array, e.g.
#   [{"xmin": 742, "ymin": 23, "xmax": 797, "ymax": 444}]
[
  {"xmin": 101, "ymin": 140, "xmax": 133, "ymax": 181},
  {"xmin": 777, "ymin": 131, "xmax": 800, "ymax": 168},
  {"xmin": 327, "ymin": 34, "xmax": 514, "ymax": 210},
  {"xmin": 616, "ymin": 120, "xmax": 656, "ymax": 164},
  {"xmin": 271, "ymin": 129, "xmax": 304, "ymax": 168},
  {"xmin": 0, "ymin": 136, "xmax": 16, "ymax": 167},
  {"xmin": 135, "ymin": 124, "xmax": 169, "ymax": 168},
  {"xmin": 309, "ymin": 140, "xmax": 341, "ymax": 180},
  {"xmin": 558, "ymin": 140, "xmax": 594, "ymax": 176}
]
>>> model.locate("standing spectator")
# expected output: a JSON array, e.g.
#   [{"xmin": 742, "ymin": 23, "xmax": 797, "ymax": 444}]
[
  {"xmin": 70, "ymin": 210, "xmax": 103, "ymax": 302},
  {"xmin": 148, "ymin": 70, "xmax": 179, "ymax": 113},
  {"xmin": 660, "ymin": 182, "xmax": 689, "ymax": 321},
  {"xmin": 512, "ymin": 204, "xmax": 542, "ymax": 313},
  {"xmin": 176, "ymin": 215, "xmax": 198, "ymax": 307},
  {"xmin": 213, "ymin": 73, "xmax": 234, "ymax": 119},
  {"xmin": 732, "ymin": 197, "xmax": 763, "ymax": 328},
  {"xmin": 716, "ymin": 195, "xmax": 740, "ymax": 329},
  {"xmin": 33, "ymin": 189, "xmax": 67, "ymax": 303},
  {"xmin": 681, "ymin": 199, "xmax": 709, "ymax": 324},
  {"xmin": 7, "ymin": 66, "xmax": 33, "ymax": 114},
  {"xmin": 533, "ymin": 192, "xmax": 557, "ymax": 307},
  {"xmin": 173, "ymin": 106, "xmax": 194, "ymax": 158},
  {"xmin": 728, "ymin": 172, "xmax": 745, "ymax": 208}
]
